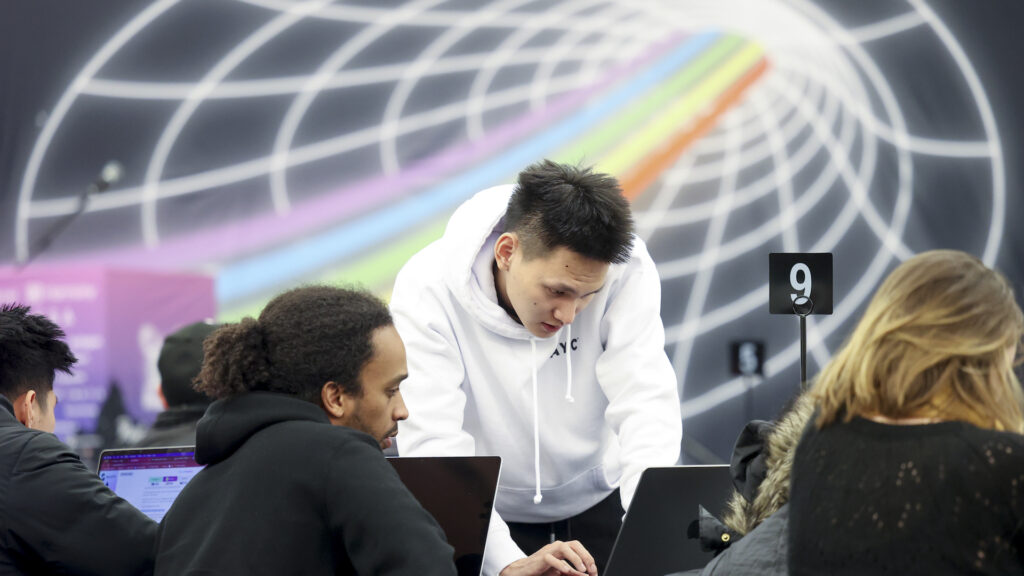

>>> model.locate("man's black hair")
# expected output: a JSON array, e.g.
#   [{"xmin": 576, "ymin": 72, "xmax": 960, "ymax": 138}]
[
  {"xmin": 158, "ymin": 321, "xmax": 218, "ymax": 407},
  {"xmin": 0, "ymin": 304, "xmax": 77, "ymax": 404},
  {"xmin": 196, "ymin": 285, "xmax": 393, "ymax": 403},
  {"xmin": 504, "ymin": 159, "xmax": 635, "ymax": 264}
]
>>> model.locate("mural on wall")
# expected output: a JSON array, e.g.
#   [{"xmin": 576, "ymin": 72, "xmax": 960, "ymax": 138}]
[{"xmin": 2, "ymin": 0, "xmax": 1022, "ymax": 460}]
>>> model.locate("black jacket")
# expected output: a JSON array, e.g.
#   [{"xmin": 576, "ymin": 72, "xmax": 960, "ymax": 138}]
[
  {"xmin": 700, "ymin": 504, "xmax": 789, "ymax": 575},
  {"xmin": 0, "ymin": 395, "xmax": 157, "ymax": 575},
  {"xmin": 133, "ymin": 405, "xmax": 207, "ymax": 448},
  {"xmin": 154, "ymin": 392, "xmax": 457, "ymax": 575}
]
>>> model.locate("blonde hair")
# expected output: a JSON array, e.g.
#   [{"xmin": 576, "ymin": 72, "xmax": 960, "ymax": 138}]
[{"xmin": 812, "ymin": 250, "xmax": 1024, "ymax": 432}]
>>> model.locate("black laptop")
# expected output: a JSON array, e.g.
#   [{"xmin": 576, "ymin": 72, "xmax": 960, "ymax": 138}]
[
  {"xmin": 605, "ymin": 465, "xmax": 733, "ymax": 576},
  {"xmin": 388, "ymin": 456, "xmax": 501, "ymax": 576}
]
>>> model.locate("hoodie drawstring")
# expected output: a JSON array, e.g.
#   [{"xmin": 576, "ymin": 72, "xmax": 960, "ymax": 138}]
[
  {"xmin": 532, "ymin": 327, "xmax": 576, "ymax": 505},
  {"xmin": 531, "ymin": 338, "xmax": 543, "ymax": 504},
  {"xmin": 564, "ymin": 324, "xmax": 574, "ymax": 402}
]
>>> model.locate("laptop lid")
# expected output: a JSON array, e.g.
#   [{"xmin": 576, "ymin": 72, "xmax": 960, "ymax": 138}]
[
  {"xmin": 388, "ymin": 456, "xmax": 501, "ymax": 576},
  {"xmin": 605, "ymin": 465, "xmax": 733, "ymax": 576},
  {"xmin": 97, "ymin": 446, "xmax": 204, "ymax": 522}
]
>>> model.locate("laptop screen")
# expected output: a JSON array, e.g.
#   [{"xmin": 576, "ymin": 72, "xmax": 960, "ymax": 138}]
[
  {"xmin": 98, "ymin": 447, "xmax": 204, "ymax": 522},
  {"xmin": 388, "ymin": 456, "xmax": 501, "ymax": 576}
]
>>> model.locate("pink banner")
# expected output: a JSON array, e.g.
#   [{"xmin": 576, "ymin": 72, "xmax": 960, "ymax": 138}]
[{"xmin": 0, "ymin": 267, "xmax": 215, "ymax": 439}]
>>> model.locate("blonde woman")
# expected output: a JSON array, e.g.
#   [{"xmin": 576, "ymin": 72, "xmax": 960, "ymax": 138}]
[{"xmin": 788, "ymin": 250, "xmax": 1024, "ymax": 575}]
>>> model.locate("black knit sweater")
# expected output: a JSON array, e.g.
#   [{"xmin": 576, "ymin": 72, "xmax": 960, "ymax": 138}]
[{"xmin": 789, "ymin": 417, "xmax": 1024, "ymax": 575}]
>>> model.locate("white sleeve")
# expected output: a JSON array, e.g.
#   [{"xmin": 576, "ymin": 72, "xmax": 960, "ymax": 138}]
[
  {"xmin": 390, "ymin": 263, "xmax": 528, "ymax": 575},
  {"xmin": 596, "ymin": 242, "xmax": 683, "ymax": 508},
  {"xmin": 390, "ymin": 263, "xmax": 475, "ymax": 457},
  {"xmin": 481, "ymin": 510, "xmax": 527, "ymax": 576}
]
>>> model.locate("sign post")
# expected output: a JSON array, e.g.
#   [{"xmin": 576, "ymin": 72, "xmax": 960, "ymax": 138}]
[{"xmin": 769, "ymin": 253, "xmax": 834, "ymax": 389}]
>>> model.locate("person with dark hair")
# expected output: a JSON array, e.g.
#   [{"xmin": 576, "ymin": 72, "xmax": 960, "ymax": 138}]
[
  {"xmin": 134, "ymin": 321, "xmax": 217, "ymax": 447},
  {"xmin": 154, "ymin": 285, "xmax": 457, "ymax": 575},
  {"xmin": 391, "ymin": 160, "xmax": 681, "ymax": 575},
  {"xmin": 0, "ymin": 303, "xmax": 157, "ymax": 575}
]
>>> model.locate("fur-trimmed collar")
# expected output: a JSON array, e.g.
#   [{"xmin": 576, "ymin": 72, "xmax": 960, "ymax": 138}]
[{"xmin": 722, "ymin": 390, "xmax": 815, "ymax": 535}]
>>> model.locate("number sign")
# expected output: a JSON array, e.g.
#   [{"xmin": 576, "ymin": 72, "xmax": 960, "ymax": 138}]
[
  {"xmin": 769, "ymin": 253, "xmax": 833, "ymax": 315},
  {"xmin": 730, "ymin": 340, "xmax": 765, "ymax": 376}
]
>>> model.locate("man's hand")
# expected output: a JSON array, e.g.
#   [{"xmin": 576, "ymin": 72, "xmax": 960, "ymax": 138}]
[{"xmin": 499, "ymin": 540, "xmax": 598, "ymax": 576}]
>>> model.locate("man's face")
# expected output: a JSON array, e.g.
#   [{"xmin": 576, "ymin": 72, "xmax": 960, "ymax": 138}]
[
  {"xmin": 337, "ymin": 325, "xmax": 409, "ymax": 450},
  {"xmin": 496, "ymin": 237, "xmax": 609, "ymax": 339}
]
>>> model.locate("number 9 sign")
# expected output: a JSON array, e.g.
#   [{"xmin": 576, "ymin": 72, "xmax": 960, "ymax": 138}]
[
  {"xmin": 769, "ymin": 253, "xmax": 833, "ymax": 315},
  {"xmin": 790, "ymin": 263, "xmax": 811, "ymax": 306}
]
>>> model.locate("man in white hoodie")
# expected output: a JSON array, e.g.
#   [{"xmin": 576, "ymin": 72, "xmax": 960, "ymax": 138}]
[{"xmin": 391, "ymin": 160, "xmax": 682, "ymax": 576}]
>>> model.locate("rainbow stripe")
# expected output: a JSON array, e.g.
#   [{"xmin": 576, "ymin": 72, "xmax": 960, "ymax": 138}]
[{"xmin": 218, "ymin": 32, "xmax": 767, "ymax": 321}]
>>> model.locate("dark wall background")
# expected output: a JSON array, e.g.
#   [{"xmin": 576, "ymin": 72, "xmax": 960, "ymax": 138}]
[{"xmin": 2, "ymin": 0, "xmax": 1021, "ymax": 461}]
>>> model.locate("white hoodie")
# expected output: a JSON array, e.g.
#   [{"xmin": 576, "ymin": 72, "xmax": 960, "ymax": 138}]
[{"xmin": 391, "ymin": 185, "xmax": 682, "ymax": 575}]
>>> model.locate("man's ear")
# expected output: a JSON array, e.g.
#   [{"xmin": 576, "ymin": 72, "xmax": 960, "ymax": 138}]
[
  {"xmin": 11, "ymin": 390, "xmax": 37, "ymax": 428},
  {"xmin": 494, "ymin": 232, "xmax": 519, "ymax": 271},
  {"xmin": 321, "ymin": 381, "xmax": 348, "ymax": 422}
]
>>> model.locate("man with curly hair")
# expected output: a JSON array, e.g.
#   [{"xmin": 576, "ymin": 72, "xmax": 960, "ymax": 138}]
[
  {"xmin": 0, "ymin": 303, "xmax": 157, "ymax": 574},
  {"xmin": 155, "ymin": 285, "xmax": 457, "ymax": 575}
]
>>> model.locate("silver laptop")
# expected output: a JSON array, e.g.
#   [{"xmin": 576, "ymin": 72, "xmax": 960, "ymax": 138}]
[{"xmin": 97, "ymin": 446, "xmax": 204, "ymax": 522}]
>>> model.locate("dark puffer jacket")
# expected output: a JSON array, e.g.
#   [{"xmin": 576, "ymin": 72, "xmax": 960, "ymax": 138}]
[{"xmin": 699, "ymin": 390, "xmax": 815, "ymax": 576}]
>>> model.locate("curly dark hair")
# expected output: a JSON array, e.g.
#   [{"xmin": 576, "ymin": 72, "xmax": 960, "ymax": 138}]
[
  {"xmin": 0, "ymin": 304, "xmax": 77, "ymax": 403},
  {"xmin": 195, "ymin": 286, "xmax": 393, "ymax": 403},
  {"xmin": 504, "ymin": 159, "xmax": 635, "ymax": 264}
]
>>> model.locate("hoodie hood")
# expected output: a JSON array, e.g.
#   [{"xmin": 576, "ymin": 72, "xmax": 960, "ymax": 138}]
[
  {"xmin": 441, "ymin": 184, "xmax": 538, "ymax": 341},
  {"xmin": 195, "ymin": 392, "xmax": 329, "ymax": 465}
]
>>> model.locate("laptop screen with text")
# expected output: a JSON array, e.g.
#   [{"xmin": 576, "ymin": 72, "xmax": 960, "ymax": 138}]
[{"xmin": 98, "ymin": 446, "xmax": 203, "ymax": 522}]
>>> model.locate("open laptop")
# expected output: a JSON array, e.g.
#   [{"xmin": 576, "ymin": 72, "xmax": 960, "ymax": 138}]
[
  {"xmin": 97, "ymin": 446, "xmax": 204, "ymax": 523},
  {"xmin": 388, "ymin": 456, "xmax": 501, "ymax": 576},
  {"xmin": 605, "ymin": 465, "xmax": 733, "ymax": 576},
  {"xmin": 97, "ymin": 448, "xmax": 499, "ymax": 573}
]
